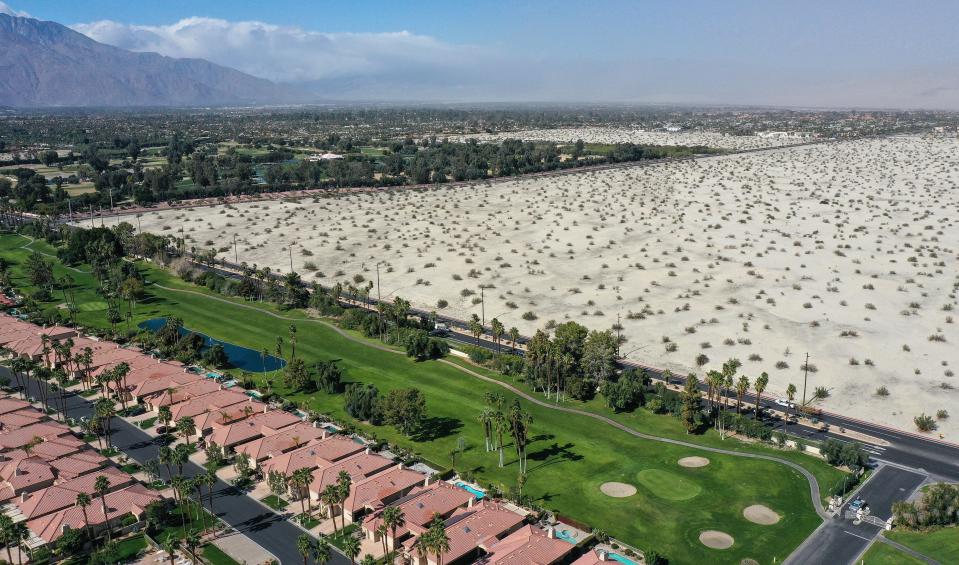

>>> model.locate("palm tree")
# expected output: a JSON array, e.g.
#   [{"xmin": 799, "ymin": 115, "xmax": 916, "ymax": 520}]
[
  {"xmin": 342, "ymin": 534, "xmax": 361, "ymax": 565},
  {"xmin": 95, "ymin": 398, "xmax": 116, "ymax": 450},
  {"xmin": 508, "ymin": 327, "xmax": 520, "ymax": 354},
  {"xmin": 290, "ymin": 467, "xmax": 312, "ymax": 518},
  {"xmin": 490, "ymin": 318, "xmax": 504, "ymax": 353},
  {"xmin": 312, "ymin": 537, "xmax": 331, "ymax": 565},
  {"xmin": 158, "ymin": 405, "xmax": 173, "ymax": 432},
  {"xmin": 94, "ymin": 475, "xmax": 112, "ymax": 543},
  {"xmin": 289, "ymin": 324, "xmax": 298, "ymax": 360},
  {"xmin": 478, "ymin": 409, "xmax": 494, "ymax": 452},
  {"xmin": 508, "ymin": 401, "xmax": 533, "ymax": 473},
  {"xmin": 785, "ymin": 383, "xmax": 798, "ymax": 431},
  {"xmin": 162, "ymin": 535, "xmax": 180, "ymax": 565},
  {"xmin": 336, "ymin": 470, "xmax": 352, "ymax": 529},
  {"xmin": 754, "ymin": 372, "xmax": 769, "ymax": 420},
  {"xmin": 170, "ymin": 476, "xmax": 188, "ymax": 529},
  {"xmin": 76, "ymin": 492, "xmax": 93, "ymax": 541},
  {"xmin": 176, "ymin": 416, "xmax": 196, "ymax": 447},
  {"xmin": 426, "ymin": 516, "xmax": 450, "ymax": 565},
  {"xmin": 321, "ymin": 484, "xmax": 340, "ymax": 532},
  {"xmin": 382, "ymin": 505, "xmax": 405, "ymax": 555},
  {"xmin": 275, "ymin": 336, "xmax": 284, "ymax": 362},
  {"xmin": 297, "ymin": 534, "xmax": 315, "ymax": 565},
  {"xmin": 158, "ymin": 446, "xmax": 174, "ymax": 482},
  {"xmin": 735, "ymin": 375, "xmax": 750, "ymax": 413},
  {"xmin": 0, "ymin": 514, "xmax": 17, "ymax": 565},
  {"xmin": 184, "ymin": 530, "xmax": 201, "ymax": 561},
  {"xmin": 203, "ymin": 469, "xmax": 218, "ymax": 536},
  {"xmin": 172, "ymin": 443, "xmax": 190, "ymax": 476},
  {"xmin": 360, "ymin": 555, "xmax": 376, "ymax": 565}
]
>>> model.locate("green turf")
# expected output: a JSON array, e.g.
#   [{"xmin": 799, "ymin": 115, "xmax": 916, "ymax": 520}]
[
  {"xmin": 636, "ymin": 469, "xmax": 703, "ymax": 501},
  {"xmin": 260, "ymin": 494, "xmax": 289, "ymax": 510},
  {"xmin": 859, "ymin": 540, "xmax": 927, "ymax": 565},
  {"xmin": 0, "ymin": 232, "xmax": 846, "ymax": 563},
  {"xmin": 201, "ymin": 543, "xmax": 241, "ymax": 565},
  {"xmin": 885, "ymin": 527, "xmax": 959, "ymax": 563}
]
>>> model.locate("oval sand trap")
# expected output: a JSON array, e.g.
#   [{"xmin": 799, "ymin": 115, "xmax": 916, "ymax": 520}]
[
  {"xmin": 678, "ymin": 456, "xmax": 710, "ymax": 468},
  {"xmin": 743, "ymin": 504, "xmax": 780, "ymax": 525},
  {"xmin": 699, "ymin": 530, "xmax": 734, "ymax": 549},
  {"xmin": 600, "ymin": 482, "xmax": 637, "ymax": 498}
]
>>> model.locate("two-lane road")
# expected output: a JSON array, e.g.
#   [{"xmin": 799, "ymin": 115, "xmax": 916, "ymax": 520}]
[{"xmin": 1, "ymin": 366, "xmax": 347, "ymax": 565}]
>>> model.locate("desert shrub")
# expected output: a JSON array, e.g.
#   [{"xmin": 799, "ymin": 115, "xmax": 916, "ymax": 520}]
[{"xmin": 914, "ymin": 413, "xmax": 937, "ymax": 432}]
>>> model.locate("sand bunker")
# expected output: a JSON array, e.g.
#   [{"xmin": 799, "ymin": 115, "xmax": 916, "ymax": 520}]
[
  {"xmin": 678, "ymin": 456, "xmax": 710, "ymax": 468},
  {"xmin": 743, "ymin": 505, "xmax": 780, "ymax": 525},
  {"xmin": 600, "ymin": 482, "xmax": 637, "ymax": 498},
  {"xmin": 699, "ymin": 531, "xmax": 735, "ymax": 549}
]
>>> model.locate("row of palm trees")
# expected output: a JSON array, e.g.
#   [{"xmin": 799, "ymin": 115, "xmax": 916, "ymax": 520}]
[{"xmin": 478, "ymin": 393, "xmax": 534, "ymax": 472}]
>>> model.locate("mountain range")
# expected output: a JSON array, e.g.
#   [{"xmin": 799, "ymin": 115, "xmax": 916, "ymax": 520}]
[{"xmin": 0, "ymin": 12, "xmax": 305, "ymax": 107}]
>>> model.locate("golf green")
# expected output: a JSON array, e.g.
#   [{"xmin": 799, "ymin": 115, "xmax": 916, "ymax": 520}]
[{"xmin": 637, "ymin": 468, "xmax": 703, "ymax": 500}]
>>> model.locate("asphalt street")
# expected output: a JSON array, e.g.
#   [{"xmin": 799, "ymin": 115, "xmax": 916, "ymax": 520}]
[
  {"xmin": 0, "ymin": 365, "xmax": 347, "ymax": 565},
  {"xmin": 785, "ymin": 465, "xmax": 928, "ymax": 565}
]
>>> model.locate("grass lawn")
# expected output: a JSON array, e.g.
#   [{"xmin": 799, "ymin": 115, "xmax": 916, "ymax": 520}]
[
  {"xmin": 326, "ymin": 524, "xmax": 359, "ymax": 551},
  {"xmin": 114, "ymin": 534, "xmax": 148, "ymax": 562},
  {"xmin": 201, "ymin": 543, "xmax": 241, "ymax": 565},
  {"xmin": 0, "ymin": 232, "xmax": 844, "ymax": 563},
  {"xmin": 859, "ymin": 540, "xmax": 927, "ymax": 565},
  {"xmin": 153, "ymin": 501, "xmax": 215, "ymax": 541},
  {"xmin": 885, "ymin": 526, "xmax": 959, "ymax": 563},
  {"xmin": 140, "ymin": 416, "xmax": 159, "ymax": 429},
  {"xmin": 296, "ymin": 513, "xmax": 321, "ymax": 529},
  {"xmin": 260, "ymin": 494, "xmax": 289, "ymax": 511}
]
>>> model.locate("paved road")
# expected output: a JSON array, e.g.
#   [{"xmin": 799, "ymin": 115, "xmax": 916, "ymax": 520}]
[
  {"xmin": 785, "ymin": 465, "xmax": 928, "ymax": 565},
  {"xmin": 1, "ymin": 365, "xmax": 346, "ymax": 565}
]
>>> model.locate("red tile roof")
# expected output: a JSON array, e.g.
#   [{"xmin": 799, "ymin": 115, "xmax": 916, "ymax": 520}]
[
  {"xmin": 309, "ymin": 451, "xmax": 394, "ymax": 496},
  {"xmin": 260, "ymin": 435, "xmax": 365, "ymax": 476},
  {"xmin": 485, "ymin": 525, "xmax": 575, "ymax": 565},
  {"xmin": 343, "ymin": 466, "xmax": 426, "ymax": 515},
  {"xmin": 27, "ymin": 483, "xmax": 162, "ymax": 543},
  {"xmin": 15, "ymin": 467, "xmax": 133, "ymax": 520},
  {"xmin": 207, "ymin": 409, "xmax": 300, "ymax": 448},
  {"xmin": 403, "ymin": 501, "xmax": 524, "ymax": 565},
  {"xmin": 235, "ymin": 422, "xmax": 326, "ymax": 461},
  {"xmin": 363, "ymin": 481, "xmax": 474, "ymax": 539}
]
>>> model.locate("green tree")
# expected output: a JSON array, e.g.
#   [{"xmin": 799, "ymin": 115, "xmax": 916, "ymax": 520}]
[
  {"xmin": 176, "ymin": 416, "xmax": 196, "ymax": 447},
  {"xmin": 297, "ymin": 534, "xmax": 315, "ymax": 565},
  {"xmin": 754, "ymin": 372, "xmax": 769, "ymax": 420},
  {"xmin": 94, "ymin": 475, "xmax": 112, "ymax": 543},
  {"xmin": 681, "ymin": 374, "xmax": 703, "ymax": 434}
]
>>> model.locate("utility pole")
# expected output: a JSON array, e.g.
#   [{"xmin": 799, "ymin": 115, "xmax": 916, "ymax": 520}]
[
  {"xmin": 376, "ymin": 262, "xmax": 383, "ymax": 338},
  {"xmin": 109, "ymin": 188, "xmax": 113, "ymax": 212},
  {"xmin": 615, "ymin": 313, "xmax": 621, "ymax": 357},
  {"xmin": 801, "ymin": 352, "xmax": 810, "ymax": 409},
  {"xmin": 481, "ymin": 286, "xmax": 485, "ymax": 328},
  {"xmin": 233, "ymin": 234, "xmax": 238, "ymax": 264},
  {"xmin": 288, "ymin": 246, "xmax": 293, "ymax": 272}
]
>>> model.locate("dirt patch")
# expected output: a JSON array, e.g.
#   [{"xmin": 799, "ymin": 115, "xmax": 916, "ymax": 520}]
[
  {"xmin": 699, "ymin": 530, "xmax": 734, "ymax": 549},
  {"xmin": 743, "ymin": 504, "xmax": 780, "ymax": 525},
  {"xmin": 678, "ymin": 456, "xmax": 710, "ymax": 468},
  {"xmin": 600, "ymin": 482, "xmax": 637, "ymax": 498}
]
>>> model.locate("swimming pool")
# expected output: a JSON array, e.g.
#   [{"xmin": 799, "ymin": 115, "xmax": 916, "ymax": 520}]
[
  {"xmin": 138, "ymin": 318, "xmax": 286, "ymax": 373},
  {"xmin": 555, "ymin": 529, "xmax": 578, "ymax": 545},
  {"xmin": 454, "ymin": 482, "xmax": 486, "ymax": 500},
  {"xmin": 608, "ymin": 553, "xmax": 638, "ymax": 565}
]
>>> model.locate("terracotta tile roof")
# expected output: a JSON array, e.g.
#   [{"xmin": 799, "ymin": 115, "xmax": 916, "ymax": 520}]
[
  {"xmin": 0, "ymin": 398, "xmax": 34, "ymax": 416},
  {"xmin": 168, "ymin": 389, "xmax": 252, "ymax": 422},
  {"xmin": 0, "ymin": 409, "xmax": 46, "ymax": 431},
  {"xmin": 207, "ymin": 409, "xmax": 300, "ymax": 448},
  {"xmin": 309, "ymin": 451, "xmax": 394, "ymax": 496},
  {"xmin": 0, "ymin": 422, "xmax": 71, "ymax": 451},
  {"xmin": 27, "ymin": 483, "xmax": 162, "ymax": 543},
  {"xmin": 363, "ymin": 481, "xmax": 474, "ymax": 538},
  {"xmin": 260, "ymin": 435, "xmax": 365, "ymax": 476},
  {"xmin": 235, "ymin": 422, "xmax": 326, "ymax": 461},
  {"xmin": 150, "ymin": 379, "xmax": 223, "ymax": 407},
  {"xmin": 88, "ymin": 348, "xmax": 144, "ymax": 377},
  {"xmin": 0, "ymin": 456, "xmax": 55, "ymax": 493},
  {"xmin": 571, "ymin": 549, "xmax": 613, "ymax": 565},
  {"xmin": 15, "ymin": 467, "xmax": 132, "ymax": 520},
  {"xmin": 130, "ymin": 367, "xmax": 198, "ymax": 399},
  {"xmin": 344, "ymin": 466, "xmax": 426, "ymax": 515},
  {"xmin": 485, "ymin": 525, "xmax": 575, "ymax": 565},
  {"xmin": 403, "ymin": 501, "xmax": 524, "ymax": 564},
  {"xmin": 47, "ymin": 452, "xmax": 109, "ymax": 480}
]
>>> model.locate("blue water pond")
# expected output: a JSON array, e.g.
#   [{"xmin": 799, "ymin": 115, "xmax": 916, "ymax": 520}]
[{"xmin": 138, "ymin": 318, "xmax": 286, "ymax": 373}]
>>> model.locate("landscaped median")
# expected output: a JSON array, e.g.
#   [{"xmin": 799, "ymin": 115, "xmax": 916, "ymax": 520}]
[{"xmin": 0, "ymin": 232, "xmax": 851, "ymax": 564}]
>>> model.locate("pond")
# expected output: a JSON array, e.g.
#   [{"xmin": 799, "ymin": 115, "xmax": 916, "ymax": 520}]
[{"xmin": 138, "ymin": 318, "xmax": 286, "ymax": 373}]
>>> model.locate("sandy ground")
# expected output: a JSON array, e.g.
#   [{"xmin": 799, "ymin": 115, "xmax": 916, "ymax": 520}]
[
  {"xmin": 450, "ymin": 127, "xmax": 811, "ymax": 150},
  {"xmin": 699, "ymin": 530, "xmax": 735, "ymax": 549},
  {"xmin": 678, "ymin": 456, "xmax": 711, "ymax": 468},
  {"xmin": 742, "ymin": 504, "xmax": 780, "ymax": 525},
  {"xmin": 600, "ymin": 481, "xmax": 637, "ymax": 497},
  {"xmin": 103, "ymin": 135, "xmax": 959, "ymax": 437}
]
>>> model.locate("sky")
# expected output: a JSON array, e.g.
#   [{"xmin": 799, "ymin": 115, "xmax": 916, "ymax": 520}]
[{"xmin": 5, "ymin": 0, "xmax": 959, "ymax": 109}]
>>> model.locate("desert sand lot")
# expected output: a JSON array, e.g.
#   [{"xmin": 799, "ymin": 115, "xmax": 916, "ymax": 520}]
[
  {"xmin": 107, "ymin": 135, "xmax": 959, "ymax": 436},
  {"xmin": 451, "ymin": 127, "xmax": 810, "ymax": 150}
]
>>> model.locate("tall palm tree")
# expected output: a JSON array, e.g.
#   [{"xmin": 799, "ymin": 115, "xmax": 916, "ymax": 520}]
[
  {"xmin": 508, "ymin": 327, "xmax": 520, "ymax": 354},
  {"xmin": 478, "ymin": 409, "xmax": 494, "ymax": 452},
  {"xmin": 297, "ymin": 534, "xmax": 315, "ymax": 565},
  {"xmin": 490, "ymin": 318, "xmax": 504, "ymax": 353},
  {"xmin": 426, "ymin": 516, "xmax": 450, "ymax": 565},
  {"xmin": 203, "ymin": 469, "xmax": 218, "ymax": 536},
  {"xmin": 158, "ymin": 446, "xmax": 174, "ymax": 481},
  {"xmin": 336, "ymin": 470, "xmax": 352, "ymax": 529},
  {"xmin": 311, "ymin": 537, "xmax": 331, "ymax": 565},
  {"xmin": 785, "ymin": 383, "xmax": 798, "ymax": 431},
  {"xmin": 321, "ymin": 484, "xmax": 340, "ymax": 532},
  {"xmin": 0, "ymin": 514, "xmax": 16, "ymax": 565},
  {"xmin": 382, "ymin": 505, "xmax": 405, "ymax": 555},
  {"xmin": 735, "ymin": 375, "xmax": 750, "ymax": 413},
  {"xmin": 172, "ymin": 444, "xmax": 190, "ymax": 476},
  {"xmin": 290, "ymin": 467, "xmax": 312, "ymax": 518},
  {"xmin": 754, "ymin": 372, "xmax": 769, "ymax": 421},
  {"xmin": 342, "ymin": 534, "xmax": 361, "ymax": 565},
  {"xmin": 95, "ymin": 398, "xmax": 116, "ymax": 450},
  {"xmin": 76, "ymin": 492, "xmax": 93, "ymax": 541},
  {"xmin": 184, "ymin": 530, "xmax": 201, "ymax": 562},
  {"xmin": 158, "ymin": 405, "xmax": 173, "ymax": 432},
  {"xmin": 162, "ymin": 535, "xmax": 180, "ymax": 565},
  {"xmin": 289, "ymin": 324, "xmax": 298, "ymax": 360},
  {"xmin": 94, "ymin": 475, "xmax": 112, "ymax": 543},
  {"xmin": 176, "ymin": 416, "xmax": 196, "ymax": 447}
]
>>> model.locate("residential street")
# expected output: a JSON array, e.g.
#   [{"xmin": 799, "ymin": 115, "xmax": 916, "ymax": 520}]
[{"xmin": 1, "ymin": 365, "xmax": 348, "ymax": 565}]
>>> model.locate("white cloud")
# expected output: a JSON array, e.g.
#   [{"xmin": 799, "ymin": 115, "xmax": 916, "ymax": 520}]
[
  {"xmin": 0, "ymin": 2, "xmax": 30, "ymax": 17},
  {"xmin": 71, "ymin": 17, "xmax": 482, "ymax": 85}
]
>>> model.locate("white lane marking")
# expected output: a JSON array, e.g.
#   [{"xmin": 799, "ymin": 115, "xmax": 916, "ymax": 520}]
[{"xmin": 843, "ymin": 530, "xmax": 875, "ymax": 542}]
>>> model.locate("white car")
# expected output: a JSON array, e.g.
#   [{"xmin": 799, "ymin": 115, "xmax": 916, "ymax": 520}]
[{"xmin": 774, "ymin": 398, "xmax": 795, "ymax": 409}]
